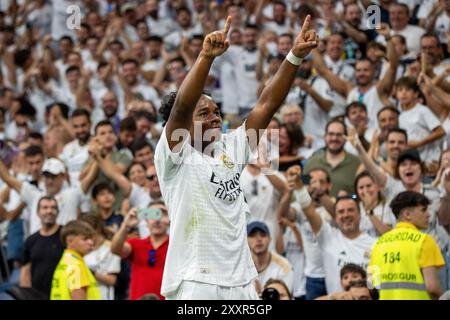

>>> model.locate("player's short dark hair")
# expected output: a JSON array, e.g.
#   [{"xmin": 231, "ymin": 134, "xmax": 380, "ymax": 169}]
[{"xmin": 389, "ymin": 191, "xmax": 430, "ymax": 219}]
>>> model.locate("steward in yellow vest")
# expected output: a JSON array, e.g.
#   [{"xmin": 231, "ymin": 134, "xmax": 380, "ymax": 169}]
[{"xmin": 369, "ymin": 191, "xmax": 445, "ymax": 300}]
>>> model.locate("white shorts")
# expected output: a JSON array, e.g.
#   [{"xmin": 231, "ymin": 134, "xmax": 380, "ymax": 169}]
[{"xmin": 165, "ymin": 280, "xmax": 260, "ymax": 300}]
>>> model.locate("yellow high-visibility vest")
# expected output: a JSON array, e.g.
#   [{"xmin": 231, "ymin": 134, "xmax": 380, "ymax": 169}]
[
  {"xmin": 50, "ymin": 249, "xmax": 101, "ymax": 300},
  {"xmin": 370, "ymin": 225, "xmax": 430, "ymax": 300}
]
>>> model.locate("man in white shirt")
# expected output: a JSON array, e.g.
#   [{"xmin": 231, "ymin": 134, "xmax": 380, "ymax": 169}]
[
  {"xmin": 220, "ymin": 24, "xmax": 261, "ymax": 117},
  {"xmin": 59, "ymin": 109, "xmax": 91, "ymax": 187},
  {"xmin": 377, "ymin": 3, "xmax": 426, "ymax": 55},
  {"xmin": 241, "ymin": 163, "xmax": 286, "ymax": 249},
  {"xmin": 286, "ymin": 165, "xmax": 376, "ymax": 294},
  {"xmin": 0, "ymin": 157, "xmax": 85, "ymax": 236},
  {"xmin": 247, "ymin": 221, "xmax": 294, "ymax": 296},
  {"xmin": 313, "ymin": 23, "xmax": 399, "ymax": 131},
  {"xmin": 154, "ymin": 16, "xmax": 319, "ymax": 300},
  {"xmin": 145, "ymin": 0, "xmax": 174, "ymax": 38},
  {"xmin": 164, "ymin": 6, "xmax": 203, "ymax": 51}
]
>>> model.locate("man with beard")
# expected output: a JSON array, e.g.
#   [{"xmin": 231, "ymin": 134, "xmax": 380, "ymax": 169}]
[
  {"xmin": 117, "ymin": 58, "xmax": 160, "ymax": 110},
  {"xmin": 92, "ymin": 91, "xmax": 121, "ymax": 133},
  {"xmin": 59, "ymin": 109, "xmax": 91, "ymax": 187},
  {"xmin": 20, "ymin": 196, "xmax": 65, "ymax": 298},
  {"xmin": 287, "ymin": 165, "xmax": 376, "ymax": 294},
  {"xmin": 144, "ymin": 0, "xmax": 173, "ymax": 37},
  {"xmin": 344, "ymin": 102, "xmax": 373, "ymax": 155},
  {"xmin": 375, "ymin": 128, "xmax": 409, "ymax": 178},
  {"xmin": 304, "ymin": 119, "xmax": 361, "ymax": 197},
  {"xmin": 312, "ymin": 23, "xmax": 399, "ymax": 130},
  {"xmin": 420, "ymin": 33, "xmax": 450, "ymax": 85},
  {"xmin": 218, "ymin": 23, "xmax": 261, "ymax": 118},
  {"xmin": 372, "ymin": 106, "xmax": 400, "ymax": 160}
]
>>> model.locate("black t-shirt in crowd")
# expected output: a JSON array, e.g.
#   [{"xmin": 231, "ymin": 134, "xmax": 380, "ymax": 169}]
[{"xmin": 22, "ymin": 226, "xmax": 65, "ymax": 298}]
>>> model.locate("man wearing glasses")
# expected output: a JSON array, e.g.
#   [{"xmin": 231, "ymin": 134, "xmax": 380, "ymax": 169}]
[
  {"xmin": 285, "ymin": 164, "xmax": 376, "ymax": 294},
  {"xmin": 111, "ymin": 201, "xmax": 169, "ymax": 300},
  {"xmin": 304, "ymin": 119, "xmax": 361, "ymax": 197}
]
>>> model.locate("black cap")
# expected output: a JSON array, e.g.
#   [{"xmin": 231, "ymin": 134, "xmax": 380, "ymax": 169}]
[
  {"xmin": 247, "ymin": 221, "xmax": 270, "ymax": 236},
  {"xmin": 397, "ymin": 149, "xmax": 421, "ymax": 165}
]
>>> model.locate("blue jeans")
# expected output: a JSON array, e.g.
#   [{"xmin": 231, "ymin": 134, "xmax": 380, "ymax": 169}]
[
  {"xmin": 305, "ymin": 277, "xmax": 327, "ymax": 300},
  {"xmin": 6, "ymin": 219, "xmax": 24, "ymax": 261}
]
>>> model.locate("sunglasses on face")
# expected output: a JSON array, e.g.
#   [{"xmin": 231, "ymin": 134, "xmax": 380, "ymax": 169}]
[
  {"xmin": 148, "ymin": 249, "xmax": 156, "ymax": 267},
  {"xmin": 147, "ymin": 174, "xmax": 157, "ymax": 181}
]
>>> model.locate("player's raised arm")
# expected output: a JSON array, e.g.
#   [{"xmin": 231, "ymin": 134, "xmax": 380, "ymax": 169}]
[
  {"xmin": 246, "ymin": 15, "xmax": 318, "ymax": 147},
  {"xmin": 165, "ymin": 17, "xmax": 232, "ymax": 150}
]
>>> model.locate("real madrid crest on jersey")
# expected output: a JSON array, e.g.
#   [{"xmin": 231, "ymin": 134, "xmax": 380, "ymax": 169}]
[{"xmin": 220, "ymin": 153, "xmax": 235, "ymax": 169}]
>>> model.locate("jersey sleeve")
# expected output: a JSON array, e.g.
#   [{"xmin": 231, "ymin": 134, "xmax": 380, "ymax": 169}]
[
  {"xmin": 419, "ymin": 234, "xmax": 446, "ymax": 269},
  {"xmin": 154, "ymin": 126, "xmax": 191, "ymax": 180}
]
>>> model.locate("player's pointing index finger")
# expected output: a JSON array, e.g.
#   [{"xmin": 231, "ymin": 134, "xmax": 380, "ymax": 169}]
[
  {"xmin": 300, "ymin": 15, "xmax": 311, "ymax": 38},
  {"xmin": 223, "ymin": 16, "xmax": 232, "ymax": 35}
]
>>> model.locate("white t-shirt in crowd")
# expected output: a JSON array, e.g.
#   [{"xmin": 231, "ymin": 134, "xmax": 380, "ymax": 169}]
[
  {"xmin": 84, "ymin": 241, "xmax": 121, "ymax": 300},
  {"xmin": 214, "ymin": 57, "xmax": 239, "ymax": 114},
  {"xmin": 433, "ymin": 12, "xmax": 450, "ymax": 44},
  {"xmin": 240, "ymin": 168, "xmax": 285, "ymax": 250},
  {"xmin": 293, "ymin": 204, "xmax": 333, "ymax": 278},
  {"xmin": 221, "ymin": 46, "xmax": 259, "ymax": 110},
  {"xmin": 59, "ymin": 139, "xmax": 89, "ymax": 187},
  {"xmin": 154, "ymin": 124, "xmax": 258, "ymax": 297},
  {"xmin": 376, "ymin": 25, "xmax": 426, "ymax": 55},
  {"xmin": 301, "ymin": 76, "xmax": 335, "ymax": 144},
  {"xmin": 282, "ymin": 223, "xmax": 306, "ymax": 298},
  {"xmin": 399, "ymin": 103, "xmax": 443, "ymax": 164},
  {"xmin": 358, "ymin": 201, "xmax": 397, "ymax": 238},
  {"xmin": 145, "ymin": 16, "xmax": 175, "ymax": 38},
  {"xmin": 317, "ymin": 222, "xmax": 376, "ymax": 294},
  {"xmin": 347, "ymin": 85, "xmax": 384, "ymax": 130},
  {"xmin": 256, "ymin": 251, "xmax": 294, "ymax": 295}
]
